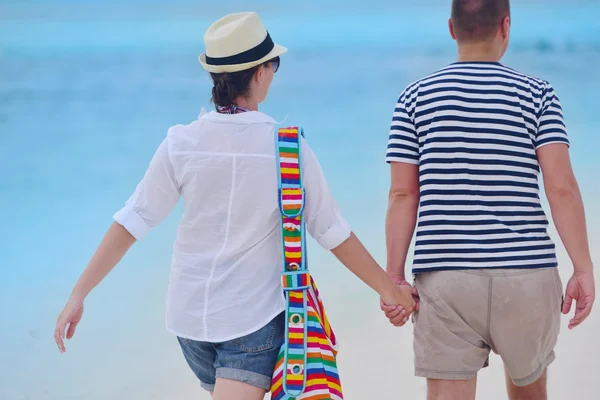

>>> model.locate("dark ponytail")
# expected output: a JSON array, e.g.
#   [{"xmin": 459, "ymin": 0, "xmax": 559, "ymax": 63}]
[{"xmin": 210, "ymin": 66, "xmax": 259, "ymax": 108}]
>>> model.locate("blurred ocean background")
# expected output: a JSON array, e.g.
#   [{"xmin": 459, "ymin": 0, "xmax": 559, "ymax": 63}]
[{"xmin": 1, "ymin": 0, "xmax": 599, "ymax": 398}]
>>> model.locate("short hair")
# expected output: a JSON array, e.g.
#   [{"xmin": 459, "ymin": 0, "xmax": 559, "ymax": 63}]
[{"xmin": 451, "ymin": 0, "xmax": 511, "ymax": 42}]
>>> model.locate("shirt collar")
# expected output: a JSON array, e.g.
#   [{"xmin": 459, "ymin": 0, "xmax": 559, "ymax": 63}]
[{"xmin": 200, "ymin": 109, "xmax": 277, "ymax": 124}]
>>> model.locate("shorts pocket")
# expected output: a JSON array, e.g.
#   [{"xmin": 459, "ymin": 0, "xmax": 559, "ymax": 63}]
[
  {"xmin": 412, "ymin": 275, "xmax": 419, "ymax": 323},
  {"xmin": 231, "ymin": 314, "xmax": 283, "ymax": 353},
  {"xmin": 551, "ymin": 268, "xmax": 564, "ymax": 311}
]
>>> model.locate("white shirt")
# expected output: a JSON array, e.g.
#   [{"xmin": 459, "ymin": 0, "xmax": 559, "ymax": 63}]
[{"xmin": 114, "ymin": 110, "xmax": 351, "ymax": 342}]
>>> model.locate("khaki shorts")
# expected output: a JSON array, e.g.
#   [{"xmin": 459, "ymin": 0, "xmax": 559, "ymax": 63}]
[{"xmin": 413, "ymin": 268, "xmax": 563, "ymax": 387}]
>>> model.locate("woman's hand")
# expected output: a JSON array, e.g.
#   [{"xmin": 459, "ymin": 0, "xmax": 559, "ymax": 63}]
[
  {"xmin": 54, "ymin": 296, "xmax": 84, "ymax": 353},
  {"xmin": 380, "ymin": 276, "xmax": 419, "ymax": 327},
  {"xmin": 381, "ymin": 284, "xmax": 417, "ymax": 326},
  {"xmin": 52, "ymin": 223, "xmax": 137, "ymax": 353}
]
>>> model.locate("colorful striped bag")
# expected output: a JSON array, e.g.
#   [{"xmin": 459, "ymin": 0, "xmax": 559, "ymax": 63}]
[{"xmin": 270, "ymin": 127, "xmax": 343, "ymax": 400}]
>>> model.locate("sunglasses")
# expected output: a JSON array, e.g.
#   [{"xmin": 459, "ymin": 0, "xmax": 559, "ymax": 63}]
[{"xmin": 268, "ymin": 56, "xmax": 280, "ymax": 73}]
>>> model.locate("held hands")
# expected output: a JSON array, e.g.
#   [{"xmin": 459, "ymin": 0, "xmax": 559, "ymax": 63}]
[{"xmin": 380, "ymin": 275, "xmax": 419, "ymax": 327}]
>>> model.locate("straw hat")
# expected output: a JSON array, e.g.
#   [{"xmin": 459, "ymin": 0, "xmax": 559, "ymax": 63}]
[{"xmin": 199, "ymin": 12, "xmax": 287, "ymax": 73}]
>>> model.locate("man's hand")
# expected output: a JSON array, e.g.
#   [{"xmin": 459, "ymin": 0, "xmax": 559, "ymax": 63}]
[
  {"xmin": 380, "ymin": 276, "xmax": 419, "ymax": 327},
  {"xmin": 563, "ymin": 270, "xmax": 595, "ymax": 330}
]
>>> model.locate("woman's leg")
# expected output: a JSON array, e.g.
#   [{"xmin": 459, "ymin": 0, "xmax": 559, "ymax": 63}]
[
  {"xmin": 212, "ymin": 378, "xmax": 266, "ymax": 400},
  {"xmin": 211, "ymin": 313, "xmax": 285, "ymax": 399}
]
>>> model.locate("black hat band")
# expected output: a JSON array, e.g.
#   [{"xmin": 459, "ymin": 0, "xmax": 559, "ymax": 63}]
[{"xmin": 205, "ymin": 32, "xmax": 275, "ymax": 66}]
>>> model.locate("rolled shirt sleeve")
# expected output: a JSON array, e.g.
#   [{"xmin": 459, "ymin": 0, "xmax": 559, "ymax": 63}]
[
  {"xmin": 113, "ymin": 132, "xmax": 181, "ymax": 240},
  {"xmin": 301, "ymin": 139, "xmax": 352, "ymax": 250}
]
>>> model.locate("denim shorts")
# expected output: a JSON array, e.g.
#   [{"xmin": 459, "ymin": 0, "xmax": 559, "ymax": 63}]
[{"xmin": 177, "ymin": 312, "xmax": 285, "ymax": 392}]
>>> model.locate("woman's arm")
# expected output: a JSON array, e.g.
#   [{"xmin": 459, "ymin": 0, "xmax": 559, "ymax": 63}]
[
  {"xmin": 300, "ymin": 140, "xmax": 416, "ymax": 313},
  {"xmin": 330, "ymin": 233, "xmax": 416, "ymax": 312},
  {"xmin": 72, "ymin": 222, "xmax": 136, "ymax": 300},
  {"xmin": 55, "ymin": 136, "xmax": 181, "ymax": 352},
  {"xmin": 54, "ymin": 223, "xmax": 135, "ymax": 352}
]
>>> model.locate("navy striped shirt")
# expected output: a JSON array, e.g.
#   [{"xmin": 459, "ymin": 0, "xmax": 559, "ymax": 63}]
[{"xmin": 386, "ymin": 62, "xmax": 569, "ymax": 273}]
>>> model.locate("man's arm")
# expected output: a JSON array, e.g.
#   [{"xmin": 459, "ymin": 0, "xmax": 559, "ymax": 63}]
[
  {"xmin": 538, "ymin": 143, "xmax": 595, "ymax": 329},
  {"xmin": 385, "ymin": 162, "xmax": 420, "ymax": 281},
  {"xmin": 382, "ymin": 87, "xmax": 421, "ymax": 326},
  {"xmin": 380, "ymin": 162, "xmax": 420, "ymax": 326}
]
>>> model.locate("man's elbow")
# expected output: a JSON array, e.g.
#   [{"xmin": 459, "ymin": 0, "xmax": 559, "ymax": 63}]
[
  {"xmin": 389, "ymin": 186, "xmax": 420, "ymax": 202},
  {"xmin": 544, "ymin": 176, "xmax": 580, "ymax": 201}
]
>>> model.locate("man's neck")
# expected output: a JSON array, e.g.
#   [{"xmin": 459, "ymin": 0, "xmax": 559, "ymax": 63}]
[{"xmin": 456, "ymin": 43, "xmax": 503, "ymax": 63}]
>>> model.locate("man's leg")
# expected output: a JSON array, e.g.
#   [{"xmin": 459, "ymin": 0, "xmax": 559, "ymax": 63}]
[
  {"xmin": 413, "ymin": 272, "xmax": 490, "ymax": 400},
  {"xmin": 490, "ymin": 268, "xmax": 561, "ymax": 399},
  {"xmin": 505, "ymin": 368, "xmax": 547, "ymax": 400},
  {"xmin": 427, "ymin": 377, "xmax": 477, "ymax": 400}
]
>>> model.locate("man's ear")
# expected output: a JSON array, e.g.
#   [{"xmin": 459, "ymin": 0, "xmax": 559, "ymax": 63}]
[
  {"xmin": 501, "ymin": 16, "xmax": 511, "ymax": 39},
  {"xmin": 449, "ymin": 18, "xmax": 458, "ymax": 41}
]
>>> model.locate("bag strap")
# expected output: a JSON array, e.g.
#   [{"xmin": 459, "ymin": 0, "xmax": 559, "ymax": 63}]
[
  {"xmin": 277, "ymin": 127, "xmax": 308, "ymax": 272},
  {"xmin": 276, "ymin": 126, "xmax": 309, "ymax": 397}
]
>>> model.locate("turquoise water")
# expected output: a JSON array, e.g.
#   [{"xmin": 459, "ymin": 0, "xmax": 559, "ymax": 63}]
[{"xmin": 1, "ymin": 1, "xmax": 599, "ymax": 399}]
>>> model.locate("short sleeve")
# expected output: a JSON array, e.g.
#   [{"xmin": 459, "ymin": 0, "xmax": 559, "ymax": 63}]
[
  {"xmin": 113, "ymin": 133, "xmax": 181, "ymax": 240},
  {"xmin": 301, "ymin": 139, "xmax": 352, "ymax": 250},
  {"xmin": 386, "ymin": 87, "xmax": 419, "ymax": 164},
  {"xmin": 536, "ymin": 83, "xmax": 569, "ymax": 149}
]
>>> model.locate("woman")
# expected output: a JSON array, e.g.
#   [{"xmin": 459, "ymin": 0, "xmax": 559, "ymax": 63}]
[{"xmin": 54, "ymin": 12, "xmax": 415, "ymax": 400}]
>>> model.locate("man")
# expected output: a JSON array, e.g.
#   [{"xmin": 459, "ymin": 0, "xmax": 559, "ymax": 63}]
[{"xmin": 381, "ymin": 1, "xmax": 595, "ymax": 399}]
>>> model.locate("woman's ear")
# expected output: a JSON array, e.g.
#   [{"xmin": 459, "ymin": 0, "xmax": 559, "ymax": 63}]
[{"xmin": 255, "ymin": 65, "xmax": 265, "ymax": 84}]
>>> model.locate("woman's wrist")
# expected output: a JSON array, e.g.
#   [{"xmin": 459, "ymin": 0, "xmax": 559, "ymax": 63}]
[
  {"xmin": 379, "ymin": 280, "xmax": 399, "ymax": 304},
  {"xmin": 70, "ymin": 286, "xmax": 88, "ymax": 303}
]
